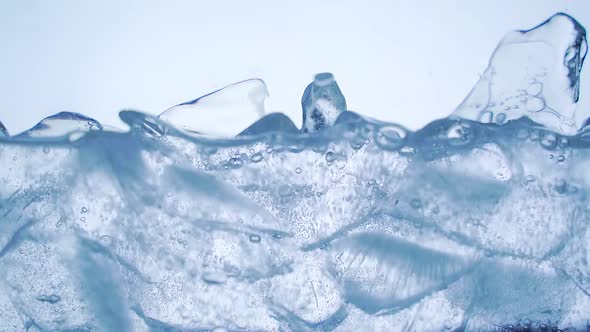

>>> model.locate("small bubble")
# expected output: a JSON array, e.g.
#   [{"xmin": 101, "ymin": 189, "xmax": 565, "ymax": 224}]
[
  {"xmin": 557, "ymin": 154, "xmax": 565, "ymax": 162},
  {"xmin": 91, "ymin": 231, "xmax": 99, "ymax": 237},
  {"xmin": 525, "ymin": 175, "xmax": 536, "ymax": 182},
  {"xmin": 42, "ymin": 146, "xmax": 50, "ymax": 153},
  {"xmin": 81, "ymin": 207, "xmax": 88, "ymax": 214},
  {"xmin": 249, "ymin": 148, "xmax": 255, "ymax": 154},
  {"xmin": 13, "ymin": 156, "xmax": 17, "ymax": 161},
  {"xmin": 250, "ymin": 152, "xmax": 263, "ymax": 163},
  {"xmin": 265, "ymin": 147, "xmax": 274, "ymax": 154},
  {"xmin": 295, "ymin": 167, "xmax": 302, "ymax": 174},
  {"xmin": 249, "ymin": 235, "xmax": 261, "ymax": 243},
  {"xmin": 80, "ymin": 217, "xmax": 86, "ymax": 222}
]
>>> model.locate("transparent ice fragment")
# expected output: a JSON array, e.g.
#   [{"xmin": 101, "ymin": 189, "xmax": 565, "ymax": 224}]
[
  {"xmin": 159, "ymin": 79, "xmax": 269, "ymax": 137},
  {"xmin": 16, "ymin": 112, "xmax": 103, "ymax": 138},
  {"xmin": 453, "ymin": 13, "xmax": 588, "ymax": 135},
  {"xmin": 238, "ymin": 112, "xmax": 298, "ymax": 136},
  {"xmin": 0, "ymin": 121, "xmax": 8, "ymax": 136},
  {"xmin": 301, "ymin": 73, "xmax": 347, "ymax": 133}
]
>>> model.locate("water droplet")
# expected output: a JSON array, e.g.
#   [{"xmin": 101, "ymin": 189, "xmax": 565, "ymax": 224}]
[
  {"xmin": 295, "ymin": 167, "xmax": 302, "ymax": 174},
  {"xmin": 250, "ymin": 152, "xmax": 263, "ymax": 163},
  {"xmin": 374, "ymin": 125, "xmax": 406, "ymax": 150},
  {"xmin": 249, "ymin": 235, "xmax": 261, "ymax": 243}
]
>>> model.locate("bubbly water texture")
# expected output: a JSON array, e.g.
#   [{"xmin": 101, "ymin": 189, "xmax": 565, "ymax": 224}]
[{"xmin": 1, "ymin": 13, "xmax": 590, "ymax": 332}]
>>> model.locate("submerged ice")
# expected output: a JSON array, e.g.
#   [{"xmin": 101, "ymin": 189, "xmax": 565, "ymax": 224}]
[{"xmin": 1, "ymin": 12, "xmax": 590, "ymax": 332}]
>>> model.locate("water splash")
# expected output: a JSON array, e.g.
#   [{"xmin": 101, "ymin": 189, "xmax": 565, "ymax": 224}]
[{"xmin": 1, "ymin": 13, "xmax": 590, "ymax": 332}]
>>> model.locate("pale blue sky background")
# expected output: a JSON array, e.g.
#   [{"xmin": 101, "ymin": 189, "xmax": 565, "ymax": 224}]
[{"xmin": 1, "ymin": 0, "xmax": 589, "ymax": 134}]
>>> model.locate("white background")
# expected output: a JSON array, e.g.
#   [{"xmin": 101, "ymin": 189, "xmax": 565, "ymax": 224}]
[{"xmin": 1, "ymin": 0, "xmax": 589, "ymax": 134}]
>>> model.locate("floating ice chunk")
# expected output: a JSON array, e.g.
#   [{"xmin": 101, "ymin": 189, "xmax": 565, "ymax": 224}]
[
  {"xmin": 0, "ymin": 121, "xmax": 7, "ymax": 136},
  {"xmin": 301, "ymin": 73, "xmax": 347, "ymax": 133},
  {"xmin": 159, "ymin": 79, "xmax": 269, "ymax": 137},
  {"xmin": 328, "ymin": 233, "xmax": 472, "ymax": 314},
  {"xmin": 239, "ymin": 112, "xmax": 298, "ymax": 136},
  {"xmin": 453, "ymin": 13, "xmax": 587, "ymax": 135},
  {"xmin": 16, "ymin": 112, "xmax": 102, "ymax": 138}
]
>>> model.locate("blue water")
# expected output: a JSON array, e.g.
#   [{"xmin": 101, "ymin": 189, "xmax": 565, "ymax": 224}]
[{"xmin": 0, "ymin": 13, "xmax": 589, "ymax": 332}]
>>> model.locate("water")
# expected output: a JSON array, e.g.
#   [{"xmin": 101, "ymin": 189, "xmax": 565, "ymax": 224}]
[{"xmin": 0, "ymin": 12, "xmax": 589, "ymax": 332}]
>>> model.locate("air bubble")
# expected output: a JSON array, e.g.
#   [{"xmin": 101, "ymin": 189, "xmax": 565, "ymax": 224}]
[
  {"xmin": 225, "ymin": 157, "xmax": 244, "ymax": 169},
  {"xmin": 495, "ymin": 112, "xmax": 507, "ymax": 124},
  {"xmin": 540, "ymin": 133, "xmax": 557, "ymax": 150},
  {"xmin": 525, "ymin": 97, "xmax": 545, "ymax": 112},
  {"xmin": 249, "ymin": 235, "xmax": 261, "ymax": 243},
  {"xmin": 36, "ymin": 294, "xmax": 61, "ymax": 304},
  {"xmin": 325, "ymin": 151, "xmax": 338, "ymax": 163},
  {"xmin": 99, "ymin": 235, "xmax": 113, "ymax": 246},
  {"xmin": 526, "ymin": 82, "xmax": 543, "ymax": 96},
  {"xmin": 374, "ymin": 125, "xmax": 406, "ymax": 150},
  {"xmin": 410, "ymin": 199, "xmax": 422, "ymax": 209},
  {"xmin": 295, "ymin": 167, "xmax": 302, "ymax": 174},
  {"xmin": 557, "ymin": 154, "xmax": 565, "ymax": 162},
  {"xmin": 250, "ymin": 152, "xmax": 263, "ymax": 163},
  {"xmin": 81, "ymin": 207, "xmax": 88, "ymax": 214}
]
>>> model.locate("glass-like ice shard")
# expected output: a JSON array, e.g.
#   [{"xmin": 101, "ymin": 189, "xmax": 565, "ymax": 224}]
[
  {"xmin": 0, "ymin": 121, "xmax": 7, "ymax": 136},
  {"xmin": 159, "ymin": 79, "xmax": 269, "ymax": 137},
  {"xmin": 238, "ymin": 112, "xmax": 298, "ymax": 136},
  {"xmin": 301, "ymin": 73, "xmax": 347, "ymax": 133},
  {"xmin": 16, "ymin": 112, "xmax": 102, "ymax": 138},
  {"xmin": 453, "ymin": 13, "xmax": 588, "ymax": 135}
]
